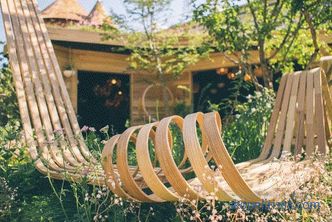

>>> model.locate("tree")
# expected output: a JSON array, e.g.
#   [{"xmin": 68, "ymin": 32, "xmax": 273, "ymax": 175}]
[
  {"xmin": 104, "ymin": 0, "xmax": 210, "ymax": 119},
  {"xmin": 193, "ymin": 0, "xmax": 332, "ymax": 88}
]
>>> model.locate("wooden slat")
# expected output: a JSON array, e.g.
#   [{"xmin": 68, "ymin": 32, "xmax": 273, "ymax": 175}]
[
  {"xmin": 30, "ymin": 0, "xmax": 95, "ymax": 162},
  {"xmin": 15, "ymin": 0, "xmax": 75, "ymax": 168},
  {"xmin": 24, "ymin": 0, "xmax": 88, "ymax": 165},
  {"xmin": 269, "ymin": 74, "xmax": 294, "ymax": 159},
  {"xmin": 313, "ymin": 69, "xmax": 327, "ymax": 154},
  {"xmin": 283, "ymin": 72, "xmax": 300, "ymax": 153},
  {"xmin": 6, "ymin": 0, "xmax": 53, "ymax": 166},
  {"xmin": 305, "ymin": 71, "xmax": 315, "ymax": 156},
  {"xmin": 295, "ymin": 72, "xmax": 307, "ymax": 157},
  {"xmin": 0, "ymin": 0, "xmax": 37, "ymax": 159}
]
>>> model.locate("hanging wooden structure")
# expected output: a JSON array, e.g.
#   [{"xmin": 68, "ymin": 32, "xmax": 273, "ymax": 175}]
[{"xmin": 1, "ymin": 0, "xmax": 332, "ymax": 203}]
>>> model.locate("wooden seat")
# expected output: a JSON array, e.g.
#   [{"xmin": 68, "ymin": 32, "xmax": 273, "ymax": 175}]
[
  {"xmin": 1, "ymin": 0, "xmax": 331, "ymax": 203},
  {"xmin": 102, "ymin": 67, "xmax": 332, "ymax": 202},
  {"xmin": 0, "ymin": 0, "xmax": 104, "ymax": 184}
]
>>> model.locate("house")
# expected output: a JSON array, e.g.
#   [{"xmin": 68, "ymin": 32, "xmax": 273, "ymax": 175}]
[{"xmin": 41, "ymin": 0, "xmax": 331, "ymax": 133}]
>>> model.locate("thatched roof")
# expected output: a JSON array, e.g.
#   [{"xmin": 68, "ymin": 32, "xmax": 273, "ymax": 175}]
[
  {"xmin": 42, "ymin": 0, "xmax": 88, "ymax": 23},
  {"xmin": 85, "ymin": 0, "xmax": 112, "ymax": 27}
]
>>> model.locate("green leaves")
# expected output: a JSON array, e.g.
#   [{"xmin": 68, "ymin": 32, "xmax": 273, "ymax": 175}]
[
  {"xmin": 194, "ymin": 0, "xmax": 332, "ymax": 87},
  {"xmin": 223, "ymin": 88, "xmax": 275, "ymax": 163}
]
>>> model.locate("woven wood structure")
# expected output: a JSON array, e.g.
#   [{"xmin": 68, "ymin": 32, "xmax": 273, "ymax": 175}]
[{"xmin": 1, "ymin": 0, "xmax": 332, "ymax": 203}]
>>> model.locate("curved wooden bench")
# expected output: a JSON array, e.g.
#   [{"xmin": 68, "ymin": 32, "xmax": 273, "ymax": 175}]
[
  {"xmin": 1, "ymin": 0, "xmax": 331, "ymax": 203},
  {"xmin": 102, "ymin": 67, "xmax": 332, "ymax": 202}
]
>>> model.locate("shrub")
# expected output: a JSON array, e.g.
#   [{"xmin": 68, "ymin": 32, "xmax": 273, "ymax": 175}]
[
  {"xmin": 0, "ymin": 177, "xmax": 17, "ymax": 218},
  {"xmin": 222, "ymin": 88, "xmax": 275, "ymax": 163}
]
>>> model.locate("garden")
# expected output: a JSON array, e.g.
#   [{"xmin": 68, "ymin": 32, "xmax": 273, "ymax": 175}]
[{"xmin": 1, "ymin": 0, "xmax": 332, "ymax": 221}]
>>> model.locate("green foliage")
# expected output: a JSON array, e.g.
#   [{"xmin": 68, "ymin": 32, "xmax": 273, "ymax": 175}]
[
  {"xmin": 0, "ymin": 66, "xmax": 20, "ymax": 142},
  {"xmin": 222, "ymin": 88, "xmax": 275, "ymax": 163},
  {"xmin": 193, "ymin": 0, "xmax": 332, "ymax": 87},
  {"xmin": 173, "ymin": 101, "xmax": 192, "ymax": 117},
  {"xmin": 206, "ymin": 73, "xmax": 255, "ymax": 117}
]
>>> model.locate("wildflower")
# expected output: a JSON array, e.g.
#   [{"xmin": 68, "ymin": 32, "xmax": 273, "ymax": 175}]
[
  {"xmin": 53, "ymin": 128, "xmax": 64, "ymax": 134},
  {"xmin": 100, "ymin": 125, "xmax": 109, "ymax": 134},
  {"xmin": 114, "ymin": 198, "xmax": 119, "ymax": 205},
  {"xmin": 89, "ymin": 127, "xmax": 96, "ymax": 132},
  {"xmin": 81, "ymin": 125, "xmax": 89, "ymax": 132}
]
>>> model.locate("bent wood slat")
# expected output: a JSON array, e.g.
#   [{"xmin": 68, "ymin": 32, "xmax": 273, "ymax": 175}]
[
  {"xmin": 15, "ymin": 0, "xmax": 76, "ymax": 169},
  {"xmin": 30, "ymin": 0, "xmax": 95, "ymax": 163},
  {"xmin": 295, "ymin": 73, "xmax": 307, "ymax": 157},
  {"xmin": 102, "ymin": 68, "xmax": 330, "ymax": 202},
  {"xmin": 1, "ymin": 0, "xmax": 103, "ymax": 184}
]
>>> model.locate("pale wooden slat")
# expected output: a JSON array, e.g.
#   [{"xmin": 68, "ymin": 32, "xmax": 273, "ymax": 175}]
[
  {"xmin": 203, "ymin": 112, "xmax": 261, "ymax": 202},
  {"xmin": 30, "ymin": 0, "xmax": 95, "ymax": 162},
  {"xmin": 184, "ymin": 113, "xmax": 233, "ymax": 200},
  {"xmin": 313, "ymin": 68, "xmax": 327, "ymax": 154},
  {"xmin": 14, "ymin": 0, "xmax": 76, "ymax": 169},
  {"xmin": 305, "ymin": 71, "xmax": 315, "ymax": 156},
  {"xmin": 259, "ymin": 74, "xmax": 288, "ymax": 160},
  {"xmin": 0, "ymin": 0, "xmax": 37, "ymax": 159},
  {"xmin": 269, "ymin": 74, "xmax": 294, "ymax": 159},
  {"xmin": 283, "ymin": 71, "xmax": 300, "ymax": 153},
  {"xmin": 295, "ymin": 72, "xmax": 307, "ymax": 157},
  {"xmin": 23, "ymin": 0, "xmax": 90, "ymax": 165},
  {"xmin": 136, "ymin": 122, "xmax": 179, "ymax": 201},
  {"xmin": 5, "ymin": 0, "xmax": 62, "ymax": 170},
  {"xmin": 26, "ymin": 0, "xmax": 90, "ymax": 164}
]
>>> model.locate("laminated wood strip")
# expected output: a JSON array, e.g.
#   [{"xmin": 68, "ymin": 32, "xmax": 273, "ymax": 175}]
[
  {"xmin": 0, "ymin": 0, "xmax": 37, "ymax": 159},
  {"xmin": 155, "ymin": 116, "xmax": 201, "ymax": 200},
  {"xmin": 203, "ymin": 112, "xmax": 261, "ymax": 202},
  {"xmin": 305, "ymin": 71, "xmax": 315, "ymax": 156},
  {"xmin": 26, "ymin": 0, "xmax": 91, "ymax": 163},
  {"xmin": 283, "ymin": 71, "xmax": 301, "ymax": 153},
  {"xmin": 269, "ymin": 74, "xmax": 294, "ymax": 159},
  {"xmin": 6, "ymin": 0, "xmax": 53, "ymax": 165},
  {"xmin": 30, "ymin": 0, "xmax": 95, "ymax": 162},
  {"xmin": 183, "ymin": 113, "xmax": 232, "ymax": 200},
  {"xmin": 14, "ymin": 0, "xmax": 75, "ymax": 169},
  {"xmin": 313, "ymin": 69, "xmax": 327, "ymax": 154},
  {"xmin": 136, "ymin": 122, "xmax": 179, "ymax": 201},
  {"xmin": 22, "ymin": 0, "xmax": 87, "ymax": 166},
  {"xmin": 295, "ymin": 72, "xmax": 307, "ymax": 157},
  {"xmin": 236, "ymin": 74, "xmax": 289, "ymax": 169}
]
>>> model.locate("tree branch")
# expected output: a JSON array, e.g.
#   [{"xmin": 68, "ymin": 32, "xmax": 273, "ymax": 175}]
[{"xmin": 303, "ymin": 10, "xmax": 320, "ymax": 70}]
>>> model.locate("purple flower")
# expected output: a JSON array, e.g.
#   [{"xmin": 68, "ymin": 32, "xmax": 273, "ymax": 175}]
[{"xmin": 81, "ymin": 126, "xmax": 89, "ymax": 132}]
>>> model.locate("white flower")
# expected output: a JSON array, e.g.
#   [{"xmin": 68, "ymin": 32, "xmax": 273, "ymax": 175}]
[{"xmin": 100, "ymin": 125, "xmax": 109, "ymax": 133}]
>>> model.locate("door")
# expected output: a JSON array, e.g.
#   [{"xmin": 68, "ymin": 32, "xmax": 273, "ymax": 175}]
[{"xmin": 77, "ymin": 71, "xmax": 130, "ymax": 134}]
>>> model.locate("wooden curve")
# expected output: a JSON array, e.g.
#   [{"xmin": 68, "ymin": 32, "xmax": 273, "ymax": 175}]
[
  {"xmin": 102, "ymin": 68, "xmax": 332, "ymax": 202},
  {"xmin": 0, "ymin": 0, "xmax": 103, "ymax": 185},
  {"xmin": 1, "ymin": 0, "xmax": 332, "ymax": 203}
]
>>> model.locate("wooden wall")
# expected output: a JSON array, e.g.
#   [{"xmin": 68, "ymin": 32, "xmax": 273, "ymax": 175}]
[
  {"xmin": 54, "ymin": 45, "xmax": 194, "ymax": 125},
  {"xmin": 53, "ymin": 44, "xmax": 259, "ymax": 125}
]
